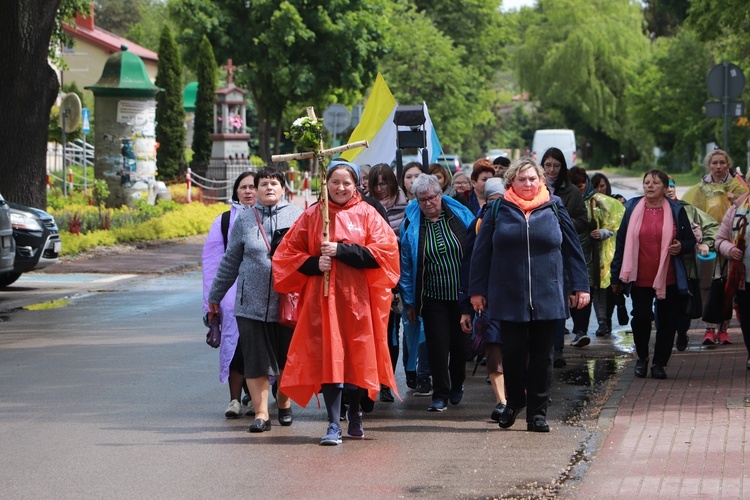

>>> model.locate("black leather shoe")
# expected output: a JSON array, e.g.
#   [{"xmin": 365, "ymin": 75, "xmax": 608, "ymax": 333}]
[
  {"xmin": 527, "ymin": 417, "xmax": 550, "ymax": 433},
  {"xmin": 248, "ymin": 418, "xmax": 271, "ymax": 433},
  {"xmin": 675, "ymin": 333, "xmax": 689, "ymax": 352},
  {"xmin": 490, "ymin": 402, "xmax": 507, "ymax": 422},
  {"xmin": 634, "ymin": 358, "xmax": 648, "ymax": 378},
  {"xmin": 651, "ymin": 364, "xmax": 667, "ymax": 379},
  {"xmin": 498, "ymin": 406, "xmax": 520, "ymax": 428},
  {"xmin": 278, "ymin": 407, "xmax": 293, "ymax": 426}
]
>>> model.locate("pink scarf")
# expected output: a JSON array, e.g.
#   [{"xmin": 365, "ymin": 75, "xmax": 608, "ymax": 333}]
[{"xmin": 619, "ymin": 197, "xmax": 673, "ymax": 299}]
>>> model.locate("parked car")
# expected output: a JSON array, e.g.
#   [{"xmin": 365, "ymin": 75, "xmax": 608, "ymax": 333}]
[
  {"xmin": 0, "ymin": 193, "xmax": 16, "ymax": 274},
  {"xmin": 0, "ymin": 202, "xmax": 61, "ymax": 288},
  {"xmin": 436, "ymin": 155, "xmax": 462, "ymax": 174}
]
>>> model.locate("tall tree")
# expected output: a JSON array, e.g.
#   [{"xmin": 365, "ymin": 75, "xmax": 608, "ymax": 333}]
[
  {"xmin": 154, "ymin": 25, "xmax": 185, "ymax": 180},
  {"xmin": 378, "ymin": 3, "xmax": 484, "ymax": 153},
  {"xmin": 191, "ymin": 35, "xmax": 217, "ymax": 173},
  {"xmin": 93, "ymin": 0, "xmax": 145, "ymax": 36},
  {"xmin": 169, "ymin": 0, "xmax": 388, "ymax": 162},
  {"xmin": 412, "ymin": 0, "xmax": 509, "ymax": 81},
  {"xmin": 515, "ymin": 0, "xmax": 648, "ymax": 166},
  {"xmin": 626, "ymin": 29, "xmax": 712, "ymax": 169},
  {"xmin": 0, "ymin": 0, "xmax": 89, "ymax": 207}
]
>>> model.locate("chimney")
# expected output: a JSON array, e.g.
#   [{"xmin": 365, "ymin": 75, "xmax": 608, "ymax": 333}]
[{"xmin": 74, "ymin": 3, "xmax": 95, "ymax": 31}]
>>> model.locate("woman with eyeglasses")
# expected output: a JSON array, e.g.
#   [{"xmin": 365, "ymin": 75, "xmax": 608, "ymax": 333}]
[
  {"xmin": 452, "ymin": 171, "xmax": 472, "ymax": 198},
  {"xmin": 399, "ymin": 174, "xmax": 476, "ymax": 412},
  {"xmin": 541, "ymin": 147, "xmax": 589, "ymax": 364},
  {"xmin": 430, "ymin": 162, "xmax": 470, "ymax": 208},
  {"xmin": 469, "ymin": 157, "xmax": 589, "ymax": 432}
]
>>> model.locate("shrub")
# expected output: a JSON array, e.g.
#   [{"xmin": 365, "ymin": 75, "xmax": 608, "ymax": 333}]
[{"xmin": 58, "ymin": 202, "xmax": 227, "ymax": 255}]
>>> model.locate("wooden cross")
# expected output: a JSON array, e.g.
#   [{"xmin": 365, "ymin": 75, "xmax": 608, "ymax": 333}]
[
  {"xmin": 223, "ymin": 59, "xmax": 236, "ymax": 85},
  {"xmin": 271, "ymin": 106, "xmax": 368, "ymax": 296}
]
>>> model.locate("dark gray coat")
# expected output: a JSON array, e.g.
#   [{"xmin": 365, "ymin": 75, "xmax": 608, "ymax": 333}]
[{"xmin": 208, "ymin": 199, "xmax": 302, "ymax": 322}]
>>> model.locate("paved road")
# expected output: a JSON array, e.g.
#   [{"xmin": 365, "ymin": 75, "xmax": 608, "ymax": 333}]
[{"xmin": 0, "ymin": 239, "xmax": 632, "ymax": 498}]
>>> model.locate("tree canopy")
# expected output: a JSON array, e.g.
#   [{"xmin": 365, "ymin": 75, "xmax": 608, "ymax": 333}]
[
  {"xmin": 515, "ymin": 0, "xmax": 647, "ymax": 165},
  {"xmin": 169, "ymin": 0, "xmax": 388, "ymax": 162}
]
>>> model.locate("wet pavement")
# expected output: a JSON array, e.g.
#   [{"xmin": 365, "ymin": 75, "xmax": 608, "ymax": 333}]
[{"xmin": 3, "ymin": 174, "xmax": 747, "ymax": 497}]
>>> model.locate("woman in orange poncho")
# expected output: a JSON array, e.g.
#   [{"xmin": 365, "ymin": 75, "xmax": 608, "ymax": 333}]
[{"xmin": 273, "ymin": 161, "xmax": 400, "ymax": 446}]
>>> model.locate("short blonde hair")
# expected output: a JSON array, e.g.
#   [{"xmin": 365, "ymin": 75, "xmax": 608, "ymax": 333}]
[
  {"xmin": 503, "ymin": 157, "xmax": 545, "ymax": 190},
  {"xmin": 703, "ymin": 149, "xmax": 732, "ymax": 170}
]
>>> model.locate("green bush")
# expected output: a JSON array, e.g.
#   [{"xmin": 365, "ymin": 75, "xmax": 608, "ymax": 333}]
[{"xmin": 59, "ymin": 202, "xmax": 227, "ymax": 256}]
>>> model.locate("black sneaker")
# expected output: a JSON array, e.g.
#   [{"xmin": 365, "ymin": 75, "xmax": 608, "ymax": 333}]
[
  {"xmin": 379, "ymin": 386, "xmax": 394, "ymax": 402},
  {"xmin": 413, "ymin": 379, "xmax": 432, "ymax": 397},
  {"xmin": 405, "ymin": 371, "xmax": 417, "ymax": 390},
  {"xmin": 571, "ymin": 332, "xmax": 590, "ymax": 348},
  {"xmin": 595, "ymin": 323, "xmax": 611, "ymax": 337}
]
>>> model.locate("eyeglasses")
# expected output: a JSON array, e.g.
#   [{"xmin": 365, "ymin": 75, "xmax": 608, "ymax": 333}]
[
  {"xmin": 543, "ymin": 162, "xmax": 562, "ymax": 170},
  {"xmin": 373, "ymin": 182, "xmax": 389, "ymax": 189},
  {"xmin": 453, "ymin": 181, "xmax": 469, "ymax": 186},
  {"xmin": 417, "ymin": 192, "xmax": 441, "ymax": 204}
]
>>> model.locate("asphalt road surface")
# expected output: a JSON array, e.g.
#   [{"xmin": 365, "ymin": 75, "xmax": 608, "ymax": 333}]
[{"xmin": 0, "ymin": 270, "xmax": 632, "ymax": 498}]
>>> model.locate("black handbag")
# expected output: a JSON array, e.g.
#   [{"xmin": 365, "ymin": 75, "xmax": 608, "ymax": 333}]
[
  {"xmin": 702, "ymin": 260, "xmax": 731, "ymax": 324},
  {"xmin": 682, "ymin": 277, "xmax": 703, "ymax": 319}
]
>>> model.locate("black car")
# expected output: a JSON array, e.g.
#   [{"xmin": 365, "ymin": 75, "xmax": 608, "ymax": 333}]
[
  {"xmin": 0, "ymin": 193, "xmax": 16, "ymax": 274},
  {"xmin": 0, "ymin": 202, "xmax": 61, "ymax": 288}
]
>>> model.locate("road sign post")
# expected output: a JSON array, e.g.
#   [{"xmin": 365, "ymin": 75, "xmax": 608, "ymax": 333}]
[
  {"xmin": 706, "ymin": 63, "xmax": 746, "ymax": 150},
  {"xmin": 82, "ymin": 108, "xmax": 90, "ymax": 192}
]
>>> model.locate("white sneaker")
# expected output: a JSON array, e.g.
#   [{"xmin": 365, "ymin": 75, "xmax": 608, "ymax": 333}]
[{"xmin": 225, "ymin": 399, "xmax": 242, "ymax": 418}]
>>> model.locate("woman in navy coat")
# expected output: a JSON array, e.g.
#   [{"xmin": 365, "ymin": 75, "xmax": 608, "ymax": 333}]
[{"xmin": 469, "ymin": 158, "xmax": 590, "ymax": 432}]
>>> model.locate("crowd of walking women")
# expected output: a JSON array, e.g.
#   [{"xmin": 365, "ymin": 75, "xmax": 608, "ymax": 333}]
[{"xmin": 202, "ymin": 146, "xmax": 750, "ymax": 445}]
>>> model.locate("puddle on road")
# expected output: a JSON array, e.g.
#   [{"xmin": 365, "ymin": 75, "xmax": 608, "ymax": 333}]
[{"xmin": 560, "ymin": 358, "xmax": 627, "ymax": 387}]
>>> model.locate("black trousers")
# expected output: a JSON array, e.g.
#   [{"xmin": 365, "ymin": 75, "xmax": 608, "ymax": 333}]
[
  {"xmin": 630, "ymin": 284, "xmax": 683, "ymax": 367},
  {"xmin": 420, "ymin": 297, "xmax": 467, "ymax": 401},
  {"xmin": 500, "ymin": 319, "xmax": 555, "ymax": 421}
]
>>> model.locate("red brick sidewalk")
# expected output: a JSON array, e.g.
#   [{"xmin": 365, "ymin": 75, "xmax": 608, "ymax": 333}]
[{"xmin": 574, "ymin": 325, "xmax": 750, "ymax": 498}]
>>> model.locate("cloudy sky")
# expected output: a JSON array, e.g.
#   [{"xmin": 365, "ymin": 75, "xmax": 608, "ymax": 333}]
[{"xmin": 501, "ymin": 0, "xmax": 536, "ymax": 11}]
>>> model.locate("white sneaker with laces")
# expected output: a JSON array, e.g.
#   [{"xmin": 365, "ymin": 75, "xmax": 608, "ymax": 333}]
[{"xmin": 225, "ymin": 399, "xmax": 242, "ymax": 418}]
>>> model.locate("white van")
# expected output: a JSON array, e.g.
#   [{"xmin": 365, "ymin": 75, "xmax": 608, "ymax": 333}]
[{"xmin": 532, "ymin": 129, "xmax": 577, "ymax": 168}]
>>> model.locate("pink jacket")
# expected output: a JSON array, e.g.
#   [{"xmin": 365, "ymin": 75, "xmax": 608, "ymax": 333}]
[{"xmin": 715, "ymin": 192, "xmax": 750, "ymax": 259}]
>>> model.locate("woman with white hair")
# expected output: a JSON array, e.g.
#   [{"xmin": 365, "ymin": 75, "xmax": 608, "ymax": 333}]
[{"xmin": 399, "ymin": 174, "xmax": 476, "ymax": 412}]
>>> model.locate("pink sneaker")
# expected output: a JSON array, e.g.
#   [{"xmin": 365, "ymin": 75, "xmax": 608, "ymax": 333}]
[
  {"xmin": 702, "ymin": 328, "xmax": 717, "ymax": 345},
  {"xmin": 717, "ymin": 330, "xmax": 732, "ymax": 345}
]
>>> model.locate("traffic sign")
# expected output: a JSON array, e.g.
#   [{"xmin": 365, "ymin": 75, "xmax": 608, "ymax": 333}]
[
  {"xmin": 82, "ymin": 108, "xmax": 91, "ymax": 134},
  {"xmin": 322, "ymin": 104, "xmax": 350, "ymax": 135},
  {"xmin": 706, "ymin": 101, "xmax": 744, "ymax": 118},
  {"xmin": 707, "ymin": 63, "xmax": 745, "ymax": 99}
]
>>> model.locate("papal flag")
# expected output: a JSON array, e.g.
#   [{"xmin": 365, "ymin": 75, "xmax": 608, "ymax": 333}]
[{"xmin": 340, "ymin": 73, "xmax": 443, "ymax": 167}]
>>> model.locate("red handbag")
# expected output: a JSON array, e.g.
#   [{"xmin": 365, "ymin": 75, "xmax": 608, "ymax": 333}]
[
  {"xmin": 278, "ymin": 292, "xmax": 299, "ymax": 329},
  {"xmin": 254, "ymin": 208, "xmax": 298, "ymax": 329}
]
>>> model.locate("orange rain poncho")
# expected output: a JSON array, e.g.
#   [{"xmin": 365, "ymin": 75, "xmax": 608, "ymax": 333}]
[{"xmin": 272, "ymin": 192, "xmax": 400, "ymax": 407}]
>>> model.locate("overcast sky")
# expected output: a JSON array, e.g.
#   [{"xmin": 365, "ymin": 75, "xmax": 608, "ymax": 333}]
[{"xmin": 501, "ymin": 0, "xmax": 536, "ymax": 11}]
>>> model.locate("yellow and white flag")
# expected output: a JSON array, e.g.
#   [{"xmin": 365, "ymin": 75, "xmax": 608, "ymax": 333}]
[{"xmin": 340, "ymin": 73, "xmax": 442, "ymax": 167}]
